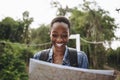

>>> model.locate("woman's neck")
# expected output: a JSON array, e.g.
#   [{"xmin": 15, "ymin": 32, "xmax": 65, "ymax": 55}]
[
  {"xmin": 53, "ymin": 46, "xmax": 66, "ymax": 56},
  {"xmin": 53, "ymin": 47, "xmax": 66, "ymax": 64}
]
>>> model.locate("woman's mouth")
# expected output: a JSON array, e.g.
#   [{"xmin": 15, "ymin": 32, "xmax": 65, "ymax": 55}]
[{"xmin": 56, "ymin": 43, "xmax": 64, "ymax": 47}]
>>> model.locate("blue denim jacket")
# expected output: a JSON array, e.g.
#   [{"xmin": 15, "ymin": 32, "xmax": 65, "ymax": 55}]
[{"xmin": 33, "ymin": 46, "xmax": 89, "ymax": 69}]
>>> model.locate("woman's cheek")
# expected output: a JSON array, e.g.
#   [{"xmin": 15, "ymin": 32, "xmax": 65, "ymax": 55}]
[{"xmin": 51, "ymin": 38, "xmax": 56, "ymax": 43}]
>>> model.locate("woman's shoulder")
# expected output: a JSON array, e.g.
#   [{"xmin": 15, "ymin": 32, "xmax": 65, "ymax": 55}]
[
  {"xmin": 77, "ymin": 50, "xmax": 86, "ymax": 55},
  {"xmin": 33, "ymin": 50, "xmax": 42, "ymax": 59},
  {"xmin": 33, "ymin": 49, "xmax": 50, "ymax": 59},
  {"xmin": 77, "ymin": 50, "xmax": 87, "ymax": 58},
  {"xmin": 68, "ymin": 47, "xmax": 86, "ymax": 56}
]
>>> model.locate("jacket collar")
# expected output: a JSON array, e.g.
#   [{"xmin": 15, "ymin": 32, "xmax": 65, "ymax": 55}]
[{"xmin": 47, "ymin": 46, "xmax": 70, "ymax": 65}]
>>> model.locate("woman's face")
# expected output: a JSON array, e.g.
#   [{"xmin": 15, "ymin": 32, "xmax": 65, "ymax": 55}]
[{"xmin": 50, "ymin": 22, "xmax": 70, "ymax": 50}]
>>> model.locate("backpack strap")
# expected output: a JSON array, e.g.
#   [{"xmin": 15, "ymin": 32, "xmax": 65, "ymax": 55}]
[
  {"xmin": 68, "ymin": 48, "xmax": 78, "ymax": 67},
  {"xmin": 39, "ymin": 48, "xmax": 78, "ymax": 67},
  {"xmin": 39, "ymin": 49, "xmax": 50, "ymax": 61}
]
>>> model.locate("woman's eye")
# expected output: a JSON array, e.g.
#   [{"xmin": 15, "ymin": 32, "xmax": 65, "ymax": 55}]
[
  {"xmin": 62, "ymin": 34, "xmax": 68, "ymax": 38},
  {"xmin": 52, "ymin": 34, "xmax": 58, "ymax": 38}
]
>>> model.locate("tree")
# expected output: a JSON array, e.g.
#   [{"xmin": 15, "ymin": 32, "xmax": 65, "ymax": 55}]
[
  {"xmin": 69, "ymin": 0, "xmax": 117, "ymax": 68},
  {"xmin": 0, "ymin": 41, "xmax": 28, "ymax": 80},
  {"xmin": 22, "ymin": 11, "xmax": 33, "ymax": 44},
  {"xmin": 0, "ymin": 17, "xmax": 19, "ymax": 42},
  {"xmin": 14, "ymin": 20, "xmax": 25, "ymax": 43},
  {"xmin": 51, "ymin": 1, "xmax": 72, "ymax": 16},
  {"xmin": 0, "ymin": 11, "xmax": 33, "ymax": 43},
  {"xmin": 106, "ymin": 47, "xmax": 120, "ymax": 70},
  {"xmin": 31, "ymin": 24, "xmax": 51, "ymax": 49}
]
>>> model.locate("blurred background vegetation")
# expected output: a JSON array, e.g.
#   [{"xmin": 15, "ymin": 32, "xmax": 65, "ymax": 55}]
[{"xmin": 0, "ymin": 0, "xmax": 120, "ymax": 80}]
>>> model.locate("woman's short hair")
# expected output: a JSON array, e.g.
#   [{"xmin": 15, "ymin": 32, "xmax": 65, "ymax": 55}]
[{"xmin": 50, "ymin": 16, "xmax": 70, "ymax": 29}]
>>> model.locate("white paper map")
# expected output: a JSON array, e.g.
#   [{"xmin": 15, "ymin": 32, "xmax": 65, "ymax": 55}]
[{"xmin": 29, "ymin": 59, "xmax": 115, "ymax": 80}]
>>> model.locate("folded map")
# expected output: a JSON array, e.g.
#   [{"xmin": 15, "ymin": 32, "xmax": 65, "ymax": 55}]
[{"xmin": 29, "ymin": 58, "xmax": 116, "ymax": 80}]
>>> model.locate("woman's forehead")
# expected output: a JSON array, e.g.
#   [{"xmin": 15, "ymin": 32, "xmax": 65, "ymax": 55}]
[{"xmin": 52, "ymin": 22, "xmax": 69, "ymax": 29}]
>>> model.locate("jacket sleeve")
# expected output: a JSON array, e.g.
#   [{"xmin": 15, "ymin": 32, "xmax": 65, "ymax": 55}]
[
  {"xmin": 33, "ymin": 51, "xmax": 41, "ymax": 60},
  {"xmin": 77, "ymin": 51, "xmax": 89, "ymax": 69}
]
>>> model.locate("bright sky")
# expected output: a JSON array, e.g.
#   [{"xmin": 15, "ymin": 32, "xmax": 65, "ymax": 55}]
[{"xmin": 0, "ymin": 0, "xmax": 120, "ymax": 49}]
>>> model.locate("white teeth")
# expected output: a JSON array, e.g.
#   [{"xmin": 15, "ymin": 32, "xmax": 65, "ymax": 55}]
[{"xmin": 56, "ymin": 43, "xmax": 63, "ymax": 47}]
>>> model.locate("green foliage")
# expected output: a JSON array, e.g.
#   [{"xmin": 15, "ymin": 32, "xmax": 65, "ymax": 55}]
[
  {"xmin": 0, "ymin": 17, "xmax": 23, "ymax": 42},
  {"xmin": 20, "ymin": 47, "xmax": 35, "ymax": 66},
  {"xmin": 31, "ymin": 24, "xmax": 51, "ymax": 50},
  {"xmin": 106, "ymin": 47, "xmax": 120, "ymax": 70},
  {"xmin": 0, "ymin": 41, "xmax": 35, "ymax": 80},
  {"xmin": 0, "ymin": 17, "xmax": 19, "ymax": 41},
  {"xmin": 22, "ymin": 11, "xmax": 33, "ymax": 44},
  {"xmin": 68, "ymin": 1, "xmax": 117, "ymax": 69},
  {"xmin": 70, "ymin": 7, "xmax": 116, "ymax": 41},
  {"xmin": 31, "ymin": 24, "xmax": 50, "ymax": 44},
  {"xmin": 0, "ymin": 11, "xmax": 33, "ymax": 44}
]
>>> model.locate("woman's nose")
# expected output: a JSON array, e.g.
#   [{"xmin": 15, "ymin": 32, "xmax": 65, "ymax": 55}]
[{"xmin": 56, "ymin": 36, "xmax": 63, "ymax": 42}]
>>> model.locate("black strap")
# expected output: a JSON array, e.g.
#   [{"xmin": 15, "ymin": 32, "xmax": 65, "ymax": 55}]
[
  {"xmin": 39, "ymin": 49, "xmax": 50, "ymax": 61},
  {"xmin": 68, "ymin": 48, "xmax": 78, "ymax": 67},
  {"xmin": 39, "ymin": 48, "xmax": 78, "ymax": 67}
]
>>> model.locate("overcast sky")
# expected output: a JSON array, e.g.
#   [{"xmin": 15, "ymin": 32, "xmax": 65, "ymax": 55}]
[{"xmin": 0, "ymin": 0, "xmax": 120, "ymax": 49}]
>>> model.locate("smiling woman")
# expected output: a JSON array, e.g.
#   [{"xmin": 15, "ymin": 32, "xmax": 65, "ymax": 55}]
[{"xmin": 33, "ymin": 16, "xmax": 89, "ymax": 69}]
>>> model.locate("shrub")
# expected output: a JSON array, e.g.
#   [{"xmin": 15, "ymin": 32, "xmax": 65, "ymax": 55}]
[{"xmin": 0, "ymin": 41, "xmax": 35, "ymax": 80}]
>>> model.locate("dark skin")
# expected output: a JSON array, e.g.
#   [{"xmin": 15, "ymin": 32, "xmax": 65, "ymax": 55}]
[{"xmin": 50, "ymin": 22, "xmax": 70, "ymax": 64}]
